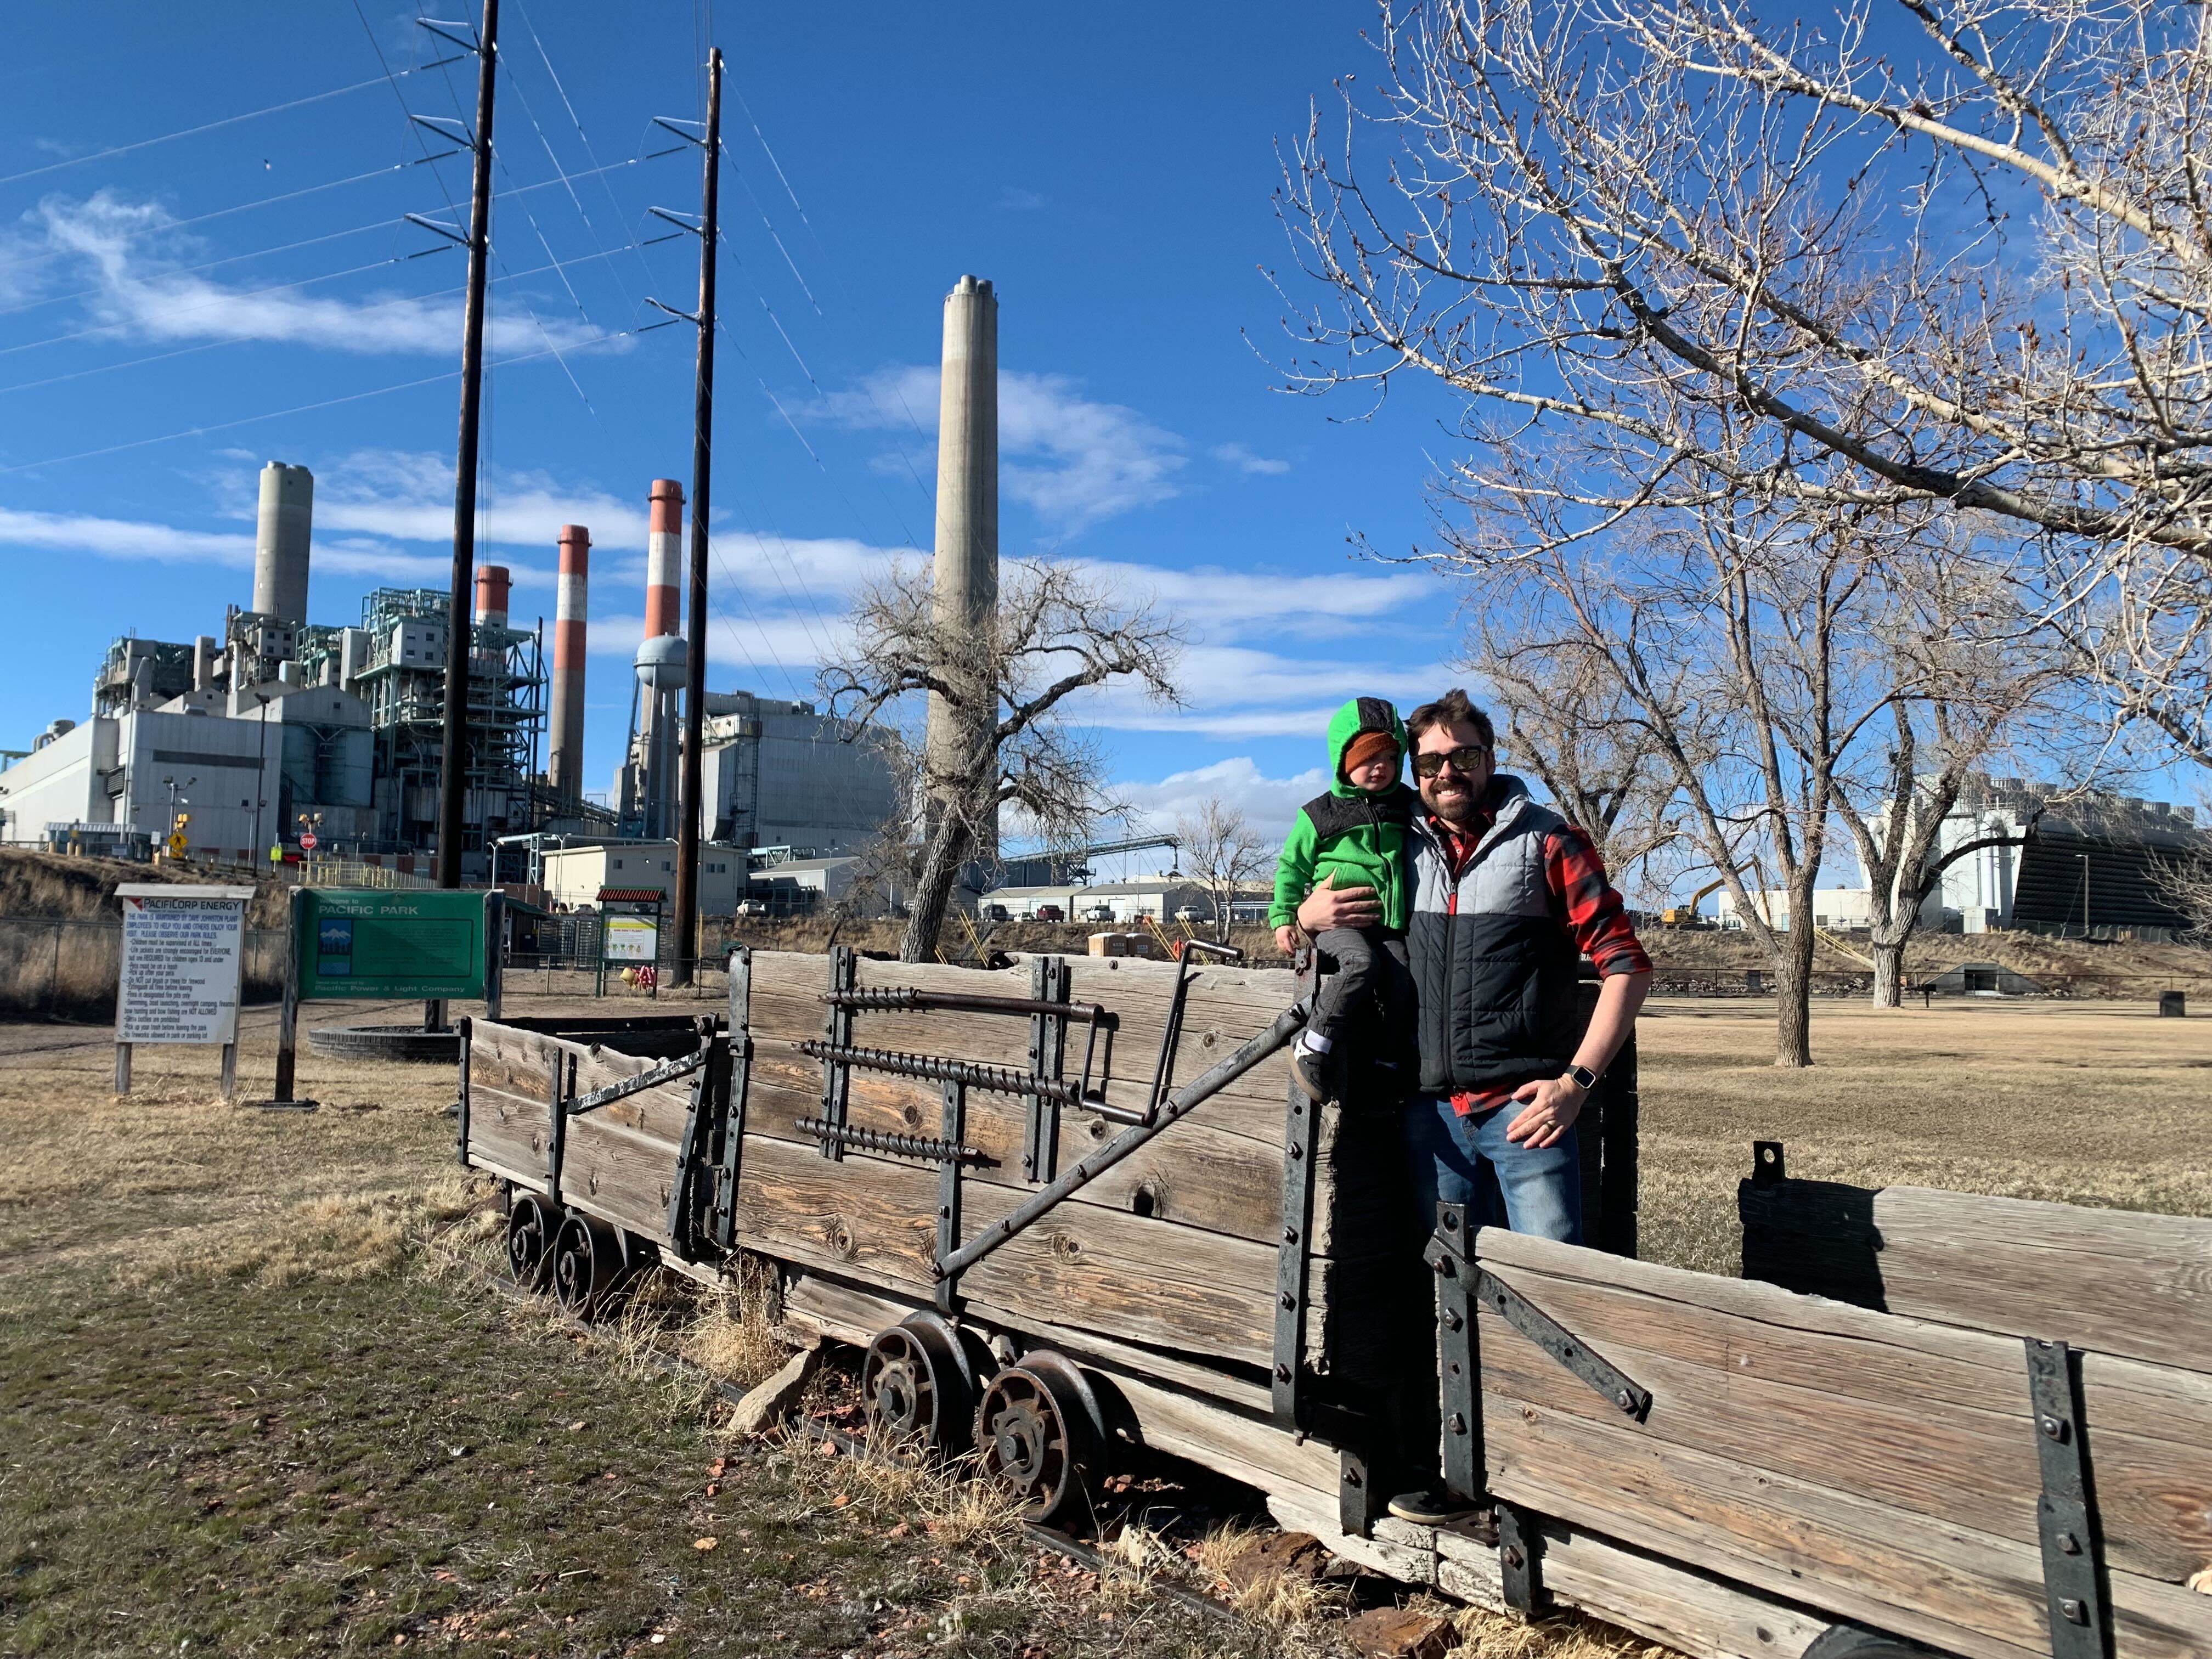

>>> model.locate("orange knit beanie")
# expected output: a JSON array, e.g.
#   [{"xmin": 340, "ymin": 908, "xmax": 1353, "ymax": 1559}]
[{"xmin": 1342, "ymin": 730, "xmax": 1401, "ymax": 780}]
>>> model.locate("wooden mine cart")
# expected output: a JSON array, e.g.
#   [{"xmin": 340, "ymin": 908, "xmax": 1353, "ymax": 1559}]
[{"xmin": 455, "ymin": 944, "xmax": 1634, "ymax": 1538}]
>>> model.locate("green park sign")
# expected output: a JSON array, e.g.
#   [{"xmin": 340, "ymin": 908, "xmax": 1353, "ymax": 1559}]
[{"xmin": 295, "ymin": 888, "xmax": 489, "ymax": 1001}]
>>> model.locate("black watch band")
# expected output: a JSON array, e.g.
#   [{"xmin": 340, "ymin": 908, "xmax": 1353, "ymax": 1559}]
[{"xmin": 1566, "ymin": 1063, "xmax": 1600, "ymax": 1092}]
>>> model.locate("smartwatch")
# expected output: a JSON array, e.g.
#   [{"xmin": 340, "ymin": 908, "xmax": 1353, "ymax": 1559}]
[{"xmin": 1565, "ymin": 1063, "xmax": 1601, "ymax": 1092}]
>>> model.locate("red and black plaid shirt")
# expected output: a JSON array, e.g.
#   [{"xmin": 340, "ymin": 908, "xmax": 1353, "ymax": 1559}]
[{"xmin": 1427, "ymin": 805, "xmax": 1651, "ymax": 1116}]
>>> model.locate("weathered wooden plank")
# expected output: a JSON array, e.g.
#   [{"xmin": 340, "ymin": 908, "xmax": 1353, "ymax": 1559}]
[
  {"xmin": 732, "ymin": 1131, "xmax": 1279, "ymax": 1366},
  {"xmin": 745, "ymin": 949, "xmax": 1301, "ymax": 1144},
  {"xmin": 744, "ymin": 1042, "xmax": 1402, "ymax": 1256},
  {"xmin": 560, "ymin": 1113, "xmax": 684, "ymax": 1240},
  {"xmin": 1475, "ymin": 1231, "xmax": 2212, "ymax": 1657},
  {"xmin": 465, "ymin": 1082, "xmax": 550, "ymax": 1189},
  {"xmin": 1266, "ymin": 1487, "xmax": 1438, "ymax": 1585},
  {"xmin": 1741, "ymin": 1179, "xmax": 2212, "ymax": 1375},
  {"xmin": 1099, "ymin": 1367, "xmax": 1339, "ymax": 1504},
  {"xmin": 1486, "ymin": 1394, "xmax": 2209, "ymax": 1659},
  {"xmin": 1477, "ymin": 1263, "xmax": 2212, "ymax": 1585},
  {"xmin": 1525, "ymin": 1519, "xmax": 1837, "ymax": 1659}
]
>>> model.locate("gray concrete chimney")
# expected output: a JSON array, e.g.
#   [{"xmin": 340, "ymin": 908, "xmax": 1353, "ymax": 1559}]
[
  {"xmin": 924, "ymin": 275, "xmax": 1000, "ymax": 858},
  {"xmin": 252, "ymin": 461, "xmax": 314, "ymax": 623}
]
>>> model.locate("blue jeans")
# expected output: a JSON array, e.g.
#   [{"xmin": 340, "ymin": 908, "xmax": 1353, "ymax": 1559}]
[{"xmin": 1402, "ymin": 1091, "xmax": 1582, "ymax": 1245}]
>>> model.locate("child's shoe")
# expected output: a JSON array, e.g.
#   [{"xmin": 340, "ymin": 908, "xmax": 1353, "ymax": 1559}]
[{"xmin": 1293, "ymin": 1043, "xmax": 1333, "ymax": 1103}]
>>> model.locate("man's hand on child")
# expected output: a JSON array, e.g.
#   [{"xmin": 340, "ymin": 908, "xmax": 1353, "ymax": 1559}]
[{"xmin": 1296, "ymin": 872, "xmax": 1381, "ymax": 935}]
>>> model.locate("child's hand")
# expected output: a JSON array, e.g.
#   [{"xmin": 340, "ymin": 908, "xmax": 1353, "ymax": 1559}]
[{"xmin": 1273, "ymin": 925, "xmax": 1298, "ymax": 956}]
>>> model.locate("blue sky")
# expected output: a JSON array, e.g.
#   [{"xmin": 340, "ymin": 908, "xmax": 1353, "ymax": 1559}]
[{"xmin": 0, "ymin": 2, "xmax": 1474, "ymax": 862}]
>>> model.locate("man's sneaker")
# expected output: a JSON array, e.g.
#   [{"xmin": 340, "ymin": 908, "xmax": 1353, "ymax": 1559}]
[
  {"xmin": 1292, "ymin": 1045, "xmax": 1332, "ymax": 1103},
  {"xmin": 1387, "ymin": 1488, "xmax": 1478, "ymax": 1526}
]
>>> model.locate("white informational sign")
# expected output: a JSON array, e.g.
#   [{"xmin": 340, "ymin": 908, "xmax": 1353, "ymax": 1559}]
[
  {"xmin": 115, "ymin": 885, "xmax": 255, "ymax": 1046},
  {"xmin": 603, "ymin": 915, "xmax": 659, "ymax": 963}
]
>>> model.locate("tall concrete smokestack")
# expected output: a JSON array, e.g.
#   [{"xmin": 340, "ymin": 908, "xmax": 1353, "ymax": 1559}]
[
  {"xmin": 924, "ymin": 275, "xmax": 999, "ymax": 859},
  {"xmin": 646, "ymin": 479, "xmax": 684, "ymax": 638},
  {"xmin": 252, "ymin": 461, "xmax": 314, "ymax": 623},
  {"xmin": 550, "ymin": 526, "xmax": 589, "ymax": 800},
  {"xmin": 473, "ymin": 564, "xmax": 511, "ymax": 628}
]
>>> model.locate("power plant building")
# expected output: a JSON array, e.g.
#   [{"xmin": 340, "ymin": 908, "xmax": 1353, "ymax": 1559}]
[{"xmin": 1, "ymin": 459, "xmax": 898, "ymax": 893}]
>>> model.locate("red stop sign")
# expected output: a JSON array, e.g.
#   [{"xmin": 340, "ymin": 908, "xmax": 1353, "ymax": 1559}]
[{"xmin": 299, "ymin": 831, "xmax": 319, "ymax": 851}]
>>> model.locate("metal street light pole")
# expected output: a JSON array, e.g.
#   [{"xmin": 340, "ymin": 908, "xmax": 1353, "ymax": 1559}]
[{"xmin": 2076, "ymin": 851, "xmax": 2091, "ymax": 935}]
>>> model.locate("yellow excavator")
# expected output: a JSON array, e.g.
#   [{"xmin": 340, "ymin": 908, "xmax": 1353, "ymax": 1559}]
[{"xmin": 1660, "ymin": 867, "xmax": 1747, "ymax": 927}]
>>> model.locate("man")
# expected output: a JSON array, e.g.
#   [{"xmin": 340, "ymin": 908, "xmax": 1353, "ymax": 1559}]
[{"xmin": 1297, "ymin": 687, "xmax": 1650, "ymax": 1521}]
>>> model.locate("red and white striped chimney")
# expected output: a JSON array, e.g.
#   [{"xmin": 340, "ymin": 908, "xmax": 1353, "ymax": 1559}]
[
  {"xmin": 550, "ymin": 527, "xmax": 589, "ymax": 799},
  {"xmin": 473, "ymin": 563, "xmax": 511, "ymax": 628},
  {"xmin": 646, "ymin": 478, "xmax": 684, "ymax": 638}
]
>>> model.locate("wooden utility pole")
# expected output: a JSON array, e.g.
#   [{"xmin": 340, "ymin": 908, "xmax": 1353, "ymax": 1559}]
[
  {"xmin": 669, "ymin": 46, "xmax": 722, "ymax": 988},
  {"xmin": 434, "ymin": 0, "xmax": 500, "ymax": 896}
]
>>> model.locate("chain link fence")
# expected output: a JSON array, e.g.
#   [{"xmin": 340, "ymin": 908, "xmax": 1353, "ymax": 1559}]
[{"xmin": 0, "ymin": 917, "xmax": 286, "ymax": 1020}]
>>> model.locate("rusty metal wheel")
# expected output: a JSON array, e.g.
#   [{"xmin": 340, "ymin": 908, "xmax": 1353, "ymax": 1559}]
[
  {"xmin": 973, "ymin": 1350, "xmax": 1107, "ymax": 1522},
  {"xmin": 861, "ymin": 1313, "xmax": 986, "ymax": 1454},
  {"xmin": 506, "ymin": 1193, "xmax": 555, "ymax": 1290},
  {"xmin": 551, "ymin": 1213, "xmax": 628, "ymax": 1318}
]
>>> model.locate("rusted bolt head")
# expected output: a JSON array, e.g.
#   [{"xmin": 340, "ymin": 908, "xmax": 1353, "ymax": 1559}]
[
  {"xmin": 1282, "ymin": 1226, "xmax": 1299, "ymax": 1244},
  {"xmin": 2057, "ymin": 1531, "xmax": 2080, "ymax": 1555},
  {"xmin": 1442, "ymin": 1309, "xmax": 1463, "ymax": 1331},
  {"xmin": 1279, "ymin": 1291, "xmax": 1297, "ymax": 1310},
  {"xmin": 1502, "ymin": 1545, "xmax": 1524, "ymax": 1569},
  {"xmin": 1615, "ymin": 1389, "xmax": 1636, "ymax": 1410},
  {"xmin": 1274, "ymin": 1362, "xmax": 1293, "ymax": 1381},
  {"xmin": 2060, "ymin": 1598, "xmax": 2087, "ymax": 1624},
  {"xmin": 2041, "ymin": 1415, "xmax": 2065, "ymax": 1440},
  {"xmin": 1448, "ymin": 1413, "xmax": 1466, "ymax": 1434}
]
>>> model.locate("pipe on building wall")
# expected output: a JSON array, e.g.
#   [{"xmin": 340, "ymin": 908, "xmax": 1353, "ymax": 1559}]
[
  {"xmin": 550, "ymin": 524, "xmax": 589, "ymax": 799},
  {"xmin": 474, "ymin": 563, "xmax": 511, "ymax": 628},
  {"xmin": 646, "ymin": 479, "xmax": 683, "ymax": 638},
  {"xmin": 252, "ymin": 461, "xmax": 314, "ymax": 623}
]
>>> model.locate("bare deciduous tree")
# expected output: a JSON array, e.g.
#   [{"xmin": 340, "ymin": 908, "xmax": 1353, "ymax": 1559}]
[
  {"xmin": 1175, "ymin": 798, "xmax": 1274, "ymax": 943},
  {"xmin": 1476, "ymin": 632, "xmax": 1681, "ymax": 893},
  {"xmin": 820, "ymin": 560, "xmax": 1181, "ymax": 964},
  {"xmin": 1276, "ymin": 0, "xmax": 2212, "ymax": 770}
]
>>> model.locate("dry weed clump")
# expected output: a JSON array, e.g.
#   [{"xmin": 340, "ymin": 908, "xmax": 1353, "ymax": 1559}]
[
  {"xmin": 1190, "ymin": 1521, "xmax": 1348, "ymax": 1634},
  {"xmin": 676, "ymin": 1250, "xmax": 791, "ymax": 1387},
  {"xmin": 1448, "ymin": 1601, "xmax": 1673, "ymax": 1659},
  {"xmin": 755, "ymin": 1424, "xmax": 1029, "ymax": 1556}
]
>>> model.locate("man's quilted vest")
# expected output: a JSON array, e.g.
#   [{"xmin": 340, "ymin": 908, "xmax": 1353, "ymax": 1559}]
[{"xmin": 1407, "ymin": 777, "xmax": 1584, "ymax": 1096}]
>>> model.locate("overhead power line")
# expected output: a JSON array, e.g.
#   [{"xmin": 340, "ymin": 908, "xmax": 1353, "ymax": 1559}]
[{"xmin": 0, "ymin": 59, "xmax": 466, "ymax": 189}]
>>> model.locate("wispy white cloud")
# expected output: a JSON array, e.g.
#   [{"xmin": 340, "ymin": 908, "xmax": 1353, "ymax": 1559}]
[
  {"xmin": 26, "ymin": 191, "xmax": 614, "ymax": 358},
  {"xmin": 996, "ymin": 187, "xmax": 1048, "ymax": 211},
  {"xmin": 1118, "ymin": 756, "xmax": 1323, "ymax": 841},
  {"xmin": 0, "ymin": 505, "xmax": 252, "ymax": 564},
  {"xmin": 1212, "ymin": 441, "xmax": 1290, "ymax": 477},
  {"xmin": 814, "ymin": 366, "xmax": 1187, "ymax": 532}
]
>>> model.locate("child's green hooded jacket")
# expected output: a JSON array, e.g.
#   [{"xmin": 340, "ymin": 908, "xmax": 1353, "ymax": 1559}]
[{"xmin": 1268, "ymin": 697, "xmax": 1418, "ymax": 932}]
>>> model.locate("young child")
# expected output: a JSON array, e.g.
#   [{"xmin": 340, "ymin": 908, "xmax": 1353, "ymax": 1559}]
[{"xmin": 1269, "ymin": 696, "xmax": 1418, "ymax": 1102}]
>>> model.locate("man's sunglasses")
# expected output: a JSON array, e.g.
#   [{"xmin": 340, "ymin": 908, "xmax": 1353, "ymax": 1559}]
[{"xmin": 1412, "ymin": 746, "xmax": 1491, "ymax": 778}]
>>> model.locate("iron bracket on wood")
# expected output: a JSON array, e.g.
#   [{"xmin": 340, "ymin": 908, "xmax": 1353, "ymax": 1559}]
[
  {"xmin": 713, "ymin": 946, "xmax": 752, "ymax": 1251},
  {"xmin": 817, "ymin": 945, "xmax": 855, "ymax": 1160},
  {"xmin": 1338, "ymin": 1443, "xmax": 1387, "ymax": 1541},
  {"xmin": 1424, "ymin": 1203, "xmax": 1485, "ymax": 1504},
  {"xmin": 1024, "ymin": 956, "xmax": 1070, "ymax": 1182},
  {"xmin": 934, "ymin": 1001, "xmax": 1308, "ymax": 1288},
  {"xmin": 454, "ymin": 1018, "xmax": 473, "ymax": 1168},
  {"xmin": 2025, "ymin": 1337, "xmax": 2112, "ymax": 1659},
  {"xmin": 1271, "ymin": 960, "xmax": 1324, "ymax": 1435},
  {"xmin": 545, "ymin": 1048, "xmax": 573, "ymax": 1209},
  {"xmin": 1473, "ymin": 1265, "xmax": 1651, "ymax": 1421},
  {"xmin": 790, "ymin": 1118, "xmax": 985, "ymax": 1164},
  {"xmin": 564, "ymin": 1047, "xmax": 710, "ymax": 1117},
  {"xmin": 935, "ymin": 1079, "xmax": 967, "ymax": 1313},
  {"xmin": 1752, "ymin": 1139, "xmax": 1787, "ymax": 1186},
  {"xmin": 1497, "ymin": 1502, "xmax": 1546, "ymax": 1617},
  {"xmin": 666, "ymin": 1034, "xmax": 727, "ymax": 1263}
]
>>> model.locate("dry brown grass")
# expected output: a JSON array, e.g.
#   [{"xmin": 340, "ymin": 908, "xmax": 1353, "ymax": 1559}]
[
  {"xmin": 1635, "ymin": 996, "xmax": 2212, "ymax": 1274},
  {"xmin": 677, "ymin": 1249, "xmax": 794, "ymax": 1389}
]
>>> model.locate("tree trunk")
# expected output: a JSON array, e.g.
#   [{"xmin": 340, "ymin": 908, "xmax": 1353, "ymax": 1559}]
[
  {"xmin": 1771, "ymin": 912, "xmax": 1818, "ymax": 1068},
  {"xmin": 899, "ymin": 812, "xmax": 969, "ymax": 964},
  {"xmin": 1868, "ymin": 921, "xmax": 1910, "ymax": 1009}
]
